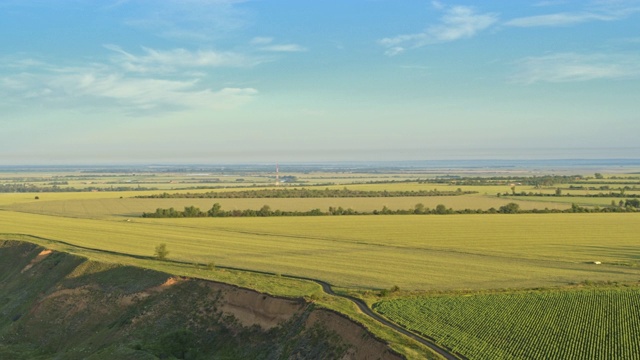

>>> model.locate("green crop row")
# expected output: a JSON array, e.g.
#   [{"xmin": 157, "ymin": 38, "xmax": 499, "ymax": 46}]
[{"xmin": 375, "ymin": 288, "xmax": 640, "ymax": 359}]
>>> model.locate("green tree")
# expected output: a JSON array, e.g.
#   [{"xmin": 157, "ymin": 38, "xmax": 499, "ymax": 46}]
[
  {"xmin": 555, "ymin": 188, "xmax": 562, "ymax": 196},
  {"xmin": 208, "ymin": 203, "xmax": 222, "ymax": 217},
  {"xmin": 414, "ymin": 203, "xmax": 425, "ymax": 214},
  {"xmin": 183, "ymin": 206, "xmax": 202, "ymax": 217},
  {"xmin": 258, "ymin": 204, "xmax": 272, "ymax": 216},
  {"xmin": 155, "ymin": 243, "xmax": 169, "ymax": 260},
  {"xmin": 499, "ymin": 203, "xmax": 520, "ymax": 214},
  {"xmin": 595, "ymin": 173, "xmax": 604, "ymax": 179},
  {"xmin": 625, "ymin": 199, "xmax": 640, "ymax": 208},
  {"xmin": 435, "ymin": 204, "xmax": 448, "ymax": 214}
]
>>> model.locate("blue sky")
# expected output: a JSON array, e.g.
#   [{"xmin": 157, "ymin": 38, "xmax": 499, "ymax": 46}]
[{"xmin": 1, "ymin": 0, "xmax": 639, "ymax": 164}]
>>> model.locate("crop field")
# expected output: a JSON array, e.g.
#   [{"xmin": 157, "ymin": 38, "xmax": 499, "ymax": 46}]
[
  {"xmin": 4, "ymin": 194, "xmax": 572, "ymax": 219},
  {"xmin": 375, "ymin": 288, "xmax": 640, "ymax": 359},
  {"xmin": 1, "ymin": 210, "xmax": 639, "ymax": 291}
]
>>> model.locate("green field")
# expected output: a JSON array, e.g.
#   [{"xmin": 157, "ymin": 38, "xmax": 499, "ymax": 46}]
[
  {"xmin": 375, "ymin": 288, "xmax": 640, "ymax": 359},
  {"xmin": 1, "ymin": 210, "xmax": 639, "ymax": 290}
]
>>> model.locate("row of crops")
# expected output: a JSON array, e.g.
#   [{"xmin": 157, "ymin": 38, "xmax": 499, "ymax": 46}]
[{"xmin": 374, "ymin": 288, "xmax": 640, "ymax": 359}]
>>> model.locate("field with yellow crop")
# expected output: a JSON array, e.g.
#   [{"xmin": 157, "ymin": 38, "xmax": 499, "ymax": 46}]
[
  {"xmin": 1, "ymin": 209, "xmax": 638, "ymax": 291},
  {"xmin": 4, "ymin": 193, "xmax": 571, "ymax": 219}
]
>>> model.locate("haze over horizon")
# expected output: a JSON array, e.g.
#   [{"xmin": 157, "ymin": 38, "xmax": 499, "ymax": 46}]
[{"xmin": 2, "ymin": 1, "xmax": 639, "ymax": 165}]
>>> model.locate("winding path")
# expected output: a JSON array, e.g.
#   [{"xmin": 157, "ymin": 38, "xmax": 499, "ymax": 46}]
[
  {"xmin": 8, "ymin": 233, "xmax": 462, "ymax": 360},
  {"xmin": 282, "ymin": 275, "xmax": 463, "ymax": 360}
]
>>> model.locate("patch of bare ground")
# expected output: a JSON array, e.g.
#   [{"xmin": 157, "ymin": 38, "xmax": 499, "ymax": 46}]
[
  {"xmin": 21, "ymin": 249, "xmax": 52, "ymax": 273},
  {"xmin": 215, "ymin": 282, "xmax": 306, "ymax": 330},
  {"xmin": 119, "ymin": 276, "xmax": 184, "ymax": 306}
]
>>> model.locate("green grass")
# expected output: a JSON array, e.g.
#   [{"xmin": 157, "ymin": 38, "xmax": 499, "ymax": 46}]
[{"xmin": 374, "ymin": 287, "xmax": 640, "ymax": 359}]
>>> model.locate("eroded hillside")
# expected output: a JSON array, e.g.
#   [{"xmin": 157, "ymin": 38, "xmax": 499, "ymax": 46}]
[{"xmin": 0, "ymin": 240, "xmax": 402, "ymax": 360}]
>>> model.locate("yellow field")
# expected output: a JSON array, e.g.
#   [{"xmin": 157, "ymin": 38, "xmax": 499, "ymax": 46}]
[
  {"xmin": 4, "ymin": 194, "xmax": 572, "ymax": 219},
  {"xmin": 1, "ymin": 209, "xmax": 638, "ymax": 291}
]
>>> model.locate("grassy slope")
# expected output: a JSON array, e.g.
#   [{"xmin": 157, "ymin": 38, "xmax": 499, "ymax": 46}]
[
  {"xmin": 1, "ymin": 240, "xmax": 396, "ymax": 360},
  {"xmin": 0, "ymin": 235, "xmax": 440, "ymax": 359}
]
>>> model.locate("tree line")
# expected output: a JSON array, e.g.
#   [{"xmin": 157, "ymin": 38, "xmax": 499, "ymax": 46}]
[
  {"xmin": 501, "ymin": 190, "xmax": 640, "ymax": 198},
  {"xmin": 0, "ymin": 183, "xmax": 158, "ymax": 193},
  {"xmin": 142, "ymin": 201, "xmax": 639, "ymax": 218},
  {"xmin": 136, "ymin": 188, "xmax": 477, "ymax": 199}
]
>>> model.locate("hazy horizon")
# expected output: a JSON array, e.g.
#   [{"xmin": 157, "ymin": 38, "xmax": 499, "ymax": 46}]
[{"xmin": 2, "ymin": 1, "xmax": 639, "ymax": 164}]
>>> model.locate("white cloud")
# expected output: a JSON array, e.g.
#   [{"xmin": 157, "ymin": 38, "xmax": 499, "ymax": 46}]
[
  {"xmin": 511, "ymin": 52, "xmax": 640, "ymax": 84},
  {"xmin": 379, "ymin": 5, "xmax": 498, "ymax": 55},
  {"xmin": 0, "ymin": 61, "xmax": 258, "ymax": 112},
  {"xmin": 104, "ymin": 45, "xmax": 260, "ymax": 73},
  {"xmin": 506, "ymin": 12, "xmax": 614, "ymax": 27},
  {"xmin": 385, "ymin": 47, "xmax": 405, "ymax": 57},
  {"xmin": 507, "ymin": 0, "xmax": 640, "ymax": 27},
  {"xmin": 121, "ymin": 0, "xmax": 250, "ymax": 42},
  {"xmin": 249, "ymin": 37, "xmax": 307, "ymax": 52},
  {"xmin": 431, "ymin": 1, "xmax": 445, "ymax": 10},
  {"xmin": 260, "ymin": 44, "xmax": 307, "ymax": 52}
]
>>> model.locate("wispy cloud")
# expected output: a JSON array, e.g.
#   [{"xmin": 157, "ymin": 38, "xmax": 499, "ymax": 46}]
[
  {"xmin": 507, "ymin": 0, "xmax": 640, "ymax": 27},
  {"xmin": 104, "ymin": 45, "xmax": 260, "ymax": 73},
  {"xmin": 249, "ymin": 37, "xmax": 307, "ymax": 52},
  {"xmin": 505, "ymin": 12, "xmax": 614, "ymax": 27},
  {"xmin": 0, "ymin": 61, "xmax": 258, "ymax": 113},
  {"xmin": 511, "ymin": 52, "xmax": 640, "ymax": 84},
  {"xmin": 260, "ymin": 44, "xmax": 307, "ymax": 52},
  {"xmin": 379, "ymin": 5, "xmax": 498, "ymax": 56},
  {"xmin": 121, "ymin": 0, "xmax": 250, "ymax": 41}
]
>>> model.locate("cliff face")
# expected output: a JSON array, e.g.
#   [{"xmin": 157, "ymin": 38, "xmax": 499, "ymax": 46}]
[{"xmin": 0, "ymin": 241, "xmax": 402, "ymax": 360}]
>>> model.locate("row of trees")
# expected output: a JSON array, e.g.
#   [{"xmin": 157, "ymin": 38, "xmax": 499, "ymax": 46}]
[
  {"xmin": 0, "ymin": 183, "xmax": 157, "ymax": 193},
  {"xmin": 142, "ymin": 201, "xmax": 640, "ymax": 219},
  {"xmin": 500, "ymin": 190, "xmax": 639, "ymax": 198},
  {"xmin": 137, "ymin": 188, "xmax": 477, "ymax": 199}
]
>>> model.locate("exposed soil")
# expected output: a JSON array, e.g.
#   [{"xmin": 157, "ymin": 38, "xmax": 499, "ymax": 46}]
[{"xmin": 20, "ymin": 249, "xmax": 52, "ymax": 273}]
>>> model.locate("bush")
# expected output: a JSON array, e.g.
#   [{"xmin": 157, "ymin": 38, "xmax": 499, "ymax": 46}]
[{"xmin": 155, "ymin": 243, "xmax": 169, "ymax": 260}]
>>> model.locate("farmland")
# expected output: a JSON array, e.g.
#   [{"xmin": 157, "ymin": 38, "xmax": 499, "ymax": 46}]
[
  {"xmin": 2, "ymin": 165, "xmax": 640, "ymax": 359},
  {"xmin": 1, "ymin": 210, "xmax": 639, "ymax": 291},
  {"xmin": 375, "ymin": 288, "xmax": 640, "ymax": 359}
]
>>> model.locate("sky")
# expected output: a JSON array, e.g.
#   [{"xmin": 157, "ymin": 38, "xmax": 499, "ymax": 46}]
[{"xmin": 1, "ymin": 0, "xmax": 639, "ymax": 164}]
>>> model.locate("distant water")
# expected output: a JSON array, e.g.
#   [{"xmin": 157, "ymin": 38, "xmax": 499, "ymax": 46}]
[{"xmin": 386, "ymin": 159, "xmax": 640, "ymax": 169}]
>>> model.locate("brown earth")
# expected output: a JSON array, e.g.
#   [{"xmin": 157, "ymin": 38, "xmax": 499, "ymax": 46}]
[{"xmin": 20, "ymin": 249, "xmax": 52, "ymax": 273}]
